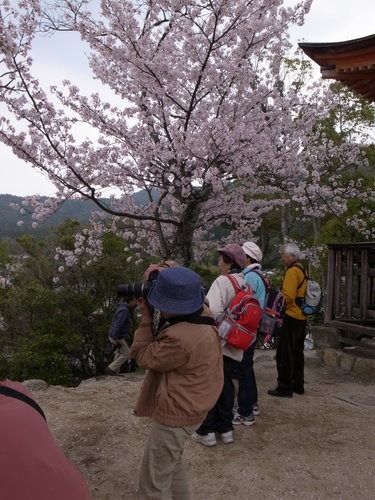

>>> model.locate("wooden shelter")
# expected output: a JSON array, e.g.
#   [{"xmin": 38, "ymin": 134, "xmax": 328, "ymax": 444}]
[
  {"xmin": 299, "ymin": 34, "xmax": 375, "ymax": 102},
  {"xmin": 325, "ymin": 243, "xmax": 375, "ymax": 348},
  {"xmin": 300, "ymin": 35, "xmax": 375, "ymax": 351}
]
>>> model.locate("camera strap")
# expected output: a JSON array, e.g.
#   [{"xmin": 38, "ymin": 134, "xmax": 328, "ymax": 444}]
[
  {"xmin": 0, "ymin": 385, "xmax": 46, "ymax": 421},
  {"xmin": 166, "ymin": 315, "xmax": 216, "ymax": 327}
]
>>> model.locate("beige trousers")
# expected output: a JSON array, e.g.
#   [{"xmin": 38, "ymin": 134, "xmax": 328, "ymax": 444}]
[
  {"xmin": 108, "ymin": 339, "xmax": 130, "ymax": 373},
  {"xmin": 138, "ymin": 421, "xmax": 200, "ymax": 500}
]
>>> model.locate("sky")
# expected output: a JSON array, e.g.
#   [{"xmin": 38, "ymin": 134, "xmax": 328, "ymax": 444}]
[{"xmin": 1, "ymin": 0, "xmax": 375, "ymax": 196}]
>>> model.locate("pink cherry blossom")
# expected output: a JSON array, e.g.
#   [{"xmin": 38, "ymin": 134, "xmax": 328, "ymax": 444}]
[{"xmin": 0, "ymin": 0, "xmax": 372, "ymax": 264}]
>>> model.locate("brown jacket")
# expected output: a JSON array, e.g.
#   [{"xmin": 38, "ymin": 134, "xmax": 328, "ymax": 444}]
[{"xmin": 130, "ymin": 308, "xmax": 224, "ymax": 427}]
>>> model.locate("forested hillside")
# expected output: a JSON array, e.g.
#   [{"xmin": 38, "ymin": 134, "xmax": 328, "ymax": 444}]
[
  {"xmin": 0, "ymin": 195, "xmax": 95, "ymax": 237},
  {"xmin": 0, "ymin": 191, "xmax": 152, "ymax": 238}
]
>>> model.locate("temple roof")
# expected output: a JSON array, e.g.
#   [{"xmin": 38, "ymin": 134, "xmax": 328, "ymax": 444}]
[{"xmin": 299, "ymin": 34, "xmax": 375, "ymax": 102}]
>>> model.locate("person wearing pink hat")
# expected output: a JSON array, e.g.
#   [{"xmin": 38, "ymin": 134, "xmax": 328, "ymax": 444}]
[{"xmin": 192, "ymin": 243, "xmax": 246, "ymax": 447}]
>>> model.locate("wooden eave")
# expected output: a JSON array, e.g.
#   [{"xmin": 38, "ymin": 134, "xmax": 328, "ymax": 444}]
[{"xmin": 299, "ymin": 34, "xmax": 375, "ymax": 102}]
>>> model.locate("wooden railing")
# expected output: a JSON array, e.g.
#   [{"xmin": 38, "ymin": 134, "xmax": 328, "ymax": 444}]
[{"xmin": 325, "ymin": 242, "xmax": 375, "ymax": 347}]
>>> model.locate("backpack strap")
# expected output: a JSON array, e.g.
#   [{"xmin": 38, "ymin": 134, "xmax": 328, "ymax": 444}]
[
  {"xmin": 0, "ymin": 385, "xmax": 46, "ymax": 421},
  {"xmin": 226, "ymin": 274, "xmax": 248, "ymax": 294},
  {"xmin": 289, "ymin": 263, "xmax": 308, "ymax": 292},
  {"xmin": 248, "ymin": 268, "xmax": 271, "ymax": 291}
]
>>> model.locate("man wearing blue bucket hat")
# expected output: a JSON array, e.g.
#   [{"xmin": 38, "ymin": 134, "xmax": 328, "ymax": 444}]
[{"xmin": 130, "ymin": 266, "xmax": 224, "ymax": 500}]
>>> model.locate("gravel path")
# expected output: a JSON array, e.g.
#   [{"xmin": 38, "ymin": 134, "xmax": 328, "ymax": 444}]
[{"xmin": 35, "ymin": 351, "xmax": 375, "ymax": 500}]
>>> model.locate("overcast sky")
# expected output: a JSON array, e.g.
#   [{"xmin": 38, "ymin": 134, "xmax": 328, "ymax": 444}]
[{"xmin": 1, "ymin": 0, "xmax": 375, "ymax": 196}]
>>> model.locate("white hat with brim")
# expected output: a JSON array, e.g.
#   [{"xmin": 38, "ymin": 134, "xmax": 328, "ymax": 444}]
[{"xmin": 242, "ymin": 242, "xmax": 263, "ymax": 263}]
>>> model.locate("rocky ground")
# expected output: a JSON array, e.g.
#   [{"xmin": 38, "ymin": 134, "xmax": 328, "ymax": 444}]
[{"xmin": 32, "ymin": 351, "xmax": 375, "ymax": 500}]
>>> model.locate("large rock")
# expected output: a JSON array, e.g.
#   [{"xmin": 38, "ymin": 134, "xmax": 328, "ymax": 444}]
[
  {"xmin": 322, "ymin": 348, "xmax": 341, "ymax": 368},
  {"xmin": 339, "ymin": 353, "xmax": 356, "ymax": 373},
  {"xmin": 311, "ymin": 325, "xmax": 341, "ymax": 349},
  {"xmin": 22, "ymin": 379, "xmax": 48, "ymax": 391},
  {"xmin": 352, "ymin": 358, "xmax": 375, "ymax": 382}
]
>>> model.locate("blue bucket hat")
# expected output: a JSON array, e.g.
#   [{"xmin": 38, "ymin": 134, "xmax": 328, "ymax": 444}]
[{"xmin": 147, "ymin": 266, "xmax": 205, "ymax": 315}]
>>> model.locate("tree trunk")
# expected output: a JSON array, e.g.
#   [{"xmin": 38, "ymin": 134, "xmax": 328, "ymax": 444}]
[
  {"xmin": 280, "ymin": 205, "xmax": 289, "ymax": 241},
  {"xmin": 259, "ymin": 222, "xmax": 269, "ymax": 262},
  {"xmin": 171, "ymin": 188, "xmax": 211, "ymax": 266},
  {"xmin": 312, "ymin": 217, "xmax": 320, "ymax": 241},
  {"xmin": 172, "ymin": 206, "xmax": 200, "ymax": 266}
]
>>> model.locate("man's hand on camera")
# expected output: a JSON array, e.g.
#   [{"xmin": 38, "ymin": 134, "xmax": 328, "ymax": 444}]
[{"xmin": 137, "ymin": 297, "xmax": 153, "ymax": 322}]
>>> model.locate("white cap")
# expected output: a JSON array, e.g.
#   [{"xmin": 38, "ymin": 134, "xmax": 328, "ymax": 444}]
[{"xmin": 242, "ymin": 242, "xmax": 263, "ymax": 263}]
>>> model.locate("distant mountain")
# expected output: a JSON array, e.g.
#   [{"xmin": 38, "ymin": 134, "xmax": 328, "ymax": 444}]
[{"xmin": 0, "ymin": 192, "xmax": 158, "ymax": 239}]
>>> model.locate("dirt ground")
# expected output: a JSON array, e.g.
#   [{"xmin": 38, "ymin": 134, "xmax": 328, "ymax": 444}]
[{"xmin": 34, "ymin": 351, "xmax": 375, "ymax": 500}]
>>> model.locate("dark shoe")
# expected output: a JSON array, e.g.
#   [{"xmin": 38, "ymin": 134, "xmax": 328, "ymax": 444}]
[
  {"xmin": 105, "ymin": 367, "xmax": 117, "ymax": 376},
  {"xmin": 293, "ymin": 386, "xmax": 305, "ymax": 395},
  {"xmin": 267, "ymin": 388, "xmax": 293, "ymax": 398},
  {"xmin": 232, "ymin": 412, "xmax": 255, "ymax": 426}
]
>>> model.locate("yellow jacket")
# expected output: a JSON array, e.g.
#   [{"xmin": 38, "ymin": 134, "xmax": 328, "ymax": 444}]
[{"xmin": 282, "ymin": 262, "xmax": 308, "ymax": 321}]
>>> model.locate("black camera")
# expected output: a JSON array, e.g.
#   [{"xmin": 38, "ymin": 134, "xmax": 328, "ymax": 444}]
[{"xmin": 117, "ymin": 282, "xmax": 153, "ymax": 300}]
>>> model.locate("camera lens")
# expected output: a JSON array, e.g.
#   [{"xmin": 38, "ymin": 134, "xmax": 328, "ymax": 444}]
[{"xmin": 117, "ymin": 282, "xmax": 153, "ymax": 299}]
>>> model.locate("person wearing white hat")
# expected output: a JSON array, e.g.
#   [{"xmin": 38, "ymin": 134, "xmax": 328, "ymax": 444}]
[
  {"xmin": 241, "ymin": 242, "xmax": 265, "ymax": 308},
  {"xmin": 232, "ymin": 241, "xmax": 266, "ymax": 427}
]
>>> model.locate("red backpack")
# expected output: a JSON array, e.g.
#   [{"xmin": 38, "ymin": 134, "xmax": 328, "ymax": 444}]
[{"xmin": 217, "ymin": 275, "xmax": 263, "ymax": 350}]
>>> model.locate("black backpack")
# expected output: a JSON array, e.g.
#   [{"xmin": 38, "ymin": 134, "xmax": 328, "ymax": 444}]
[{"xmin": 249, "ymin": 269, "xmax": 286, "ymax": 344}]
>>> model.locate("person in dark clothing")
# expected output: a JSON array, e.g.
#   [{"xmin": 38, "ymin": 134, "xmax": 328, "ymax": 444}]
[
  {"xmin": 268, "ymin": 243, "xmax": 307, "ymax": 398},
  {"xmin": 106, "ymin": 298, "xmax": 137, "ymax": 375}
]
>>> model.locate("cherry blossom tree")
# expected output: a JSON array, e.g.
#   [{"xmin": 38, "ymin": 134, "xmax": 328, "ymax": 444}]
[{"xmin": 0, "ymin": 0, "xmax": 370, "ymax": 265}]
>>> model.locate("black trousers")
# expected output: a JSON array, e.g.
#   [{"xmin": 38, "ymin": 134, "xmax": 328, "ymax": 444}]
[
  {"xmin": 197, "ymin": 355, "xmax": 235, "ymax": 435},
  {"xmin": 276, "ymin": 314, "xmax": 307, "ymax": 393},
  {"xmin": 236, "ymin": 343, "xmax": 257, "ymax": 417}
]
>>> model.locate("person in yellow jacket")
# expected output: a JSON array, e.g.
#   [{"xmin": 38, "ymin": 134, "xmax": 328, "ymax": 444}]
[{"xmin": 268, "ymin": 243, "xmax": 307, "ymax": 398}]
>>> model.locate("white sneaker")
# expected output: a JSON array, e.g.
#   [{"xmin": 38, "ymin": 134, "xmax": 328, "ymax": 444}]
[
  {"xmin": 191, "ymin": 432, "xmax": 217, "ymax": 447},
  {"xmin": 253, "ymin": 404, "xmax": 260, "ymax": 416},
  {"xmin": 219, "ymin": 430, "xmax": 234, "ymax": 444}
]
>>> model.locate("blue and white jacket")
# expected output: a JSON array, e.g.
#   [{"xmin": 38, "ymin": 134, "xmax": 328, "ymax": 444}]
[{"xmin": 242, "ymin": 264, "xmax": 266, "ymax": 309}]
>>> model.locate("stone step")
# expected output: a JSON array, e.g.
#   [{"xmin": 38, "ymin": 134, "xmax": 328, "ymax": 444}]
[{"xmin": 318, "ymin": 347, "xmax": 375, "ymax": 383}]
